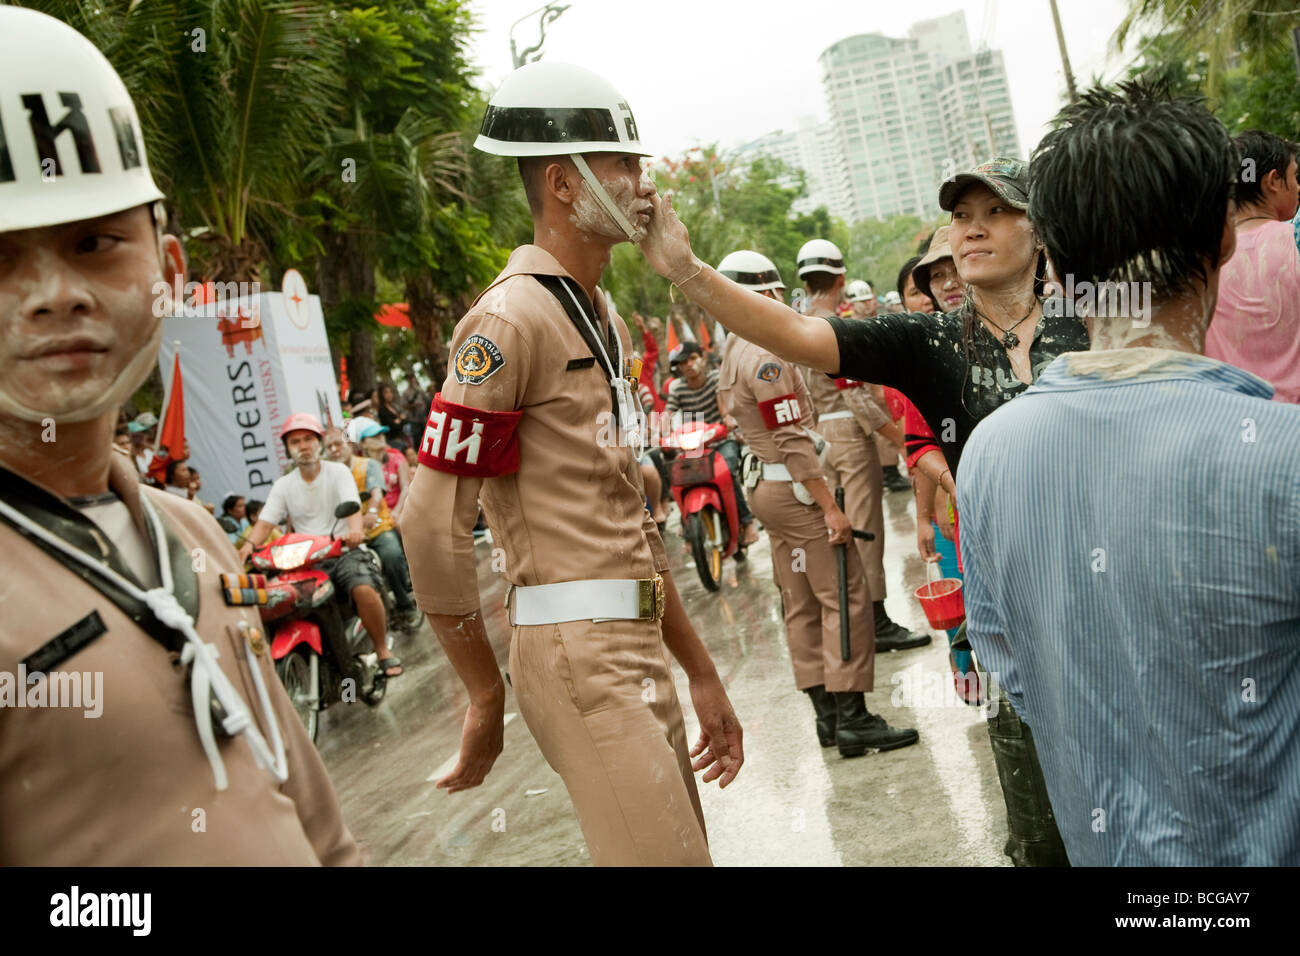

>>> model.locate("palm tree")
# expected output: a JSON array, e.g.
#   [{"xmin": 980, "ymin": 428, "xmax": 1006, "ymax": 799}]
[
  {"xmin": 28, "ymin": 1, "xmax": 346, "ymax": 283},
  {"xmin": 1116, "ymin": 0, "xmax": 1300, "ymax": 98}
]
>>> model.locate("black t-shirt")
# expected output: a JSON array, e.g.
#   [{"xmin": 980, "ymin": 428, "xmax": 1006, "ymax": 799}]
[{"xmin": 826, "ymin": 308, "xmax": 1089, "ymax": 472}]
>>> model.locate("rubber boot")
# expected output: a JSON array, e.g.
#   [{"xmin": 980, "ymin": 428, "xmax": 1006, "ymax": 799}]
[
  {"xmin": 881, "ymin": 465, "xmax": 912, "ymax": 493},
  {"xmin": 873, "ymin": 600, "xmax": 931, "ymax": 651},
  {"xmin": 832, "ymin": 692, "xmax": 919, "ymax": 757},
  {"xmin": 803, "ymin": 684, "xmax": 837, "ymax": 748},
  {"xmin": 985, "ymin": 691, "xmax": 1071, "ymax": 866}
]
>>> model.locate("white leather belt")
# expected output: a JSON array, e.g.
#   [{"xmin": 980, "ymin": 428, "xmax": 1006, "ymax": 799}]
[
  {"xmin": 819, "ymin": 410, "xmax": 854, "ymax": 421},
  {"xmin": 508, "ymin": 576, "xmax": 665, "ymax": 626},
  {"xmin": 761, "ymin": 462, "xmax": 794, "ymax": 481}
]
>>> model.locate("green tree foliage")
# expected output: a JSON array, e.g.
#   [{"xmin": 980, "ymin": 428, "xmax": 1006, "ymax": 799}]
[
  {"xmin": 1116, "ymin": 0, "xmax": 1300, "ymax": 98},
  {"xmin": 1116, "ymin": 0, "xmax": 1300, "ymax": 128},
  {"xmin": 605, "ymin": 148, "xmax": 850, "ymax": 329},
  {"xmin": 844, "ymin": 214, "xmax": 944, "ymax": 298},
  {"xmin": 1121, "ymin": 18, "xmax": 1300, "ymax": 142},
  {"xmin": 25, "ymin": 0, "xmax": 346, "ymax": 283}
]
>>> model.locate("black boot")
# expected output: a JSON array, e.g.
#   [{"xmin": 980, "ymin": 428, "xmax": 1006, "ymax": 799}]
[
  {"xmin": 873, "ymin": 601, "xmax": 932, "ymax": 651},
  {"xmin": 881, "ymin": 465, "xmax": 911, "ymax": 493},
  {"xmin": 832, "ymin": 692, "xmax": 919, "ymax": 757},
  {"xmin": 803, "ymin": 685, "xmax": 837, "ymax": 748}
]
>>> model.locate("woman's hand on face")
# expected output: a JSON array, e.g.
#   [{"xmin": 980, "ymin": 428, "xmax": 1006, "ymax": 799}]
[{"xmin": 638, "ymin": 193, "xmax": 701, "ymax": 285}]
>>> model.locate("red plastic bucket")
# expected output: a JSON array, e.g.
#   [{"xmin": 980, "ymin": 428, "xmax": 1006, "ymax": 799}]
[{"xmin": 914, "ymin": 563, "xmax": 965, "ymax": 630}]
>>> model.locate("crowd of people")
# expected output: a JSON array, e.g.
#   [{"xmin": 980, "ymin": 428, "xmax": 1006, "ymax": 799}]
[
  {"xmin": 3, "ymin": 5, "xmax": 1298, "ymax": 871},
  {"xmin": 643, "ymin": 81, "xmax": 1300, "ymax": 866}
]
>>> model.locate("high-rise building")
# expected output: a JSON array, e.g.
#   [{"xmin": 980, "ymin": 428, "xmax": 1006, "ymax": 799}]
[
  {"xmin": 819, "ymin": 12, "xmax": 1021, "ymax": 222},
  {"xmin": 733, "ymin": 117, "xmax": 855, "ymax": 222},
  {"xmin": 935, "ymin": 48, "xmax": 1022, "ymax": 173}
]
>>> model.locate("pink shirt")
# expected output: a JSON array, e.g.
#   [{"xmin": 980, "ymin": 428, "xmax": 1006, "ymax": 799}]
[{"xmin": 1206, "ymin": 220, "xmax": 1300, "ymax": 403}]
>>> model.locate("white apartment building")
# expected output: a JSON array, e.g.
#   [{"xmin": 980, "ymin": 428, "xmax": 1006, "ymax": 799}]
[
  {"xmin": 819, "ymin": 11, "xmax": 1021, "ymax": 222},
  {"xmin": 733, "ymin": 117, "xmax": 856, "ymax": 223}
]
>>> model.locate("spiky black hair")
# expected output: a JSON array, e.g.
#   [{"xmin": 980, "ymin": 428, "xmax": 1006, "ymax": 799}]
[{"xmin": 1029, "ymin": 78, "xmax": 1236, "ymax": 299}]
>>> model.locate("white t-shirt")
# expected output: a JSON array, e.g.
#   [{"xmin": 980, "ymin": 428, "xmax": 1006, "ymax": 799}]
[{"xmin": 260, "ymin": 461, "xmax": 360, "ymax": 536}]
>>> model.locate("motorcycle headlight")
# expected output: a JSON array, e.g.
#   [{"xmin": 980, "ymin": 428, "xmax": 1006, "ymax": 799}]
[
  {"xmin": 271, "ymin": 540, "xmax": 313, "ymax": 570},
  {"xmin": 679, "ymin": 431, "xmax": 704, "ymax": 451}
]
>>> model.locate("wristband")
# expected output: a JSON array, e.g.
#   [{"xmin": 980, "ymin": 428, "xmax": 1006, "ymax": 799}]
[{"xmin": 669, "ymin": 258, "xmax": 705, "ymax": 289}]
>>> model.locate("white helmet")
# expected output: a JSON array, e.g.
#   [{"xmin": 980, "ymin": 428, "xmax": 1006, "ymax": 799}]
[
  {"xmin": 476, "ymin": 61, "xmax": 648, "ymax": 242},
  {"xmin": 717, "ymin": 250, "xmax": 784, "ymax": 292},
  {"xmin": 796, "ymin": 238, "xmax": 847, "ymax": 278},
  {"xmin": 0, "ymin": 8, "xmax": 164, "ymax": 233},
  {"xmin": 846, "ymin": 279, "xmax": 874, "ymax": 302}
]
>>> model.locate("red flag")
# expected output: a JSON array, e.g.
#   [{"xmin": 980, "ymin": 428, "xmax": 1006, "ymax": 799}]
[
  {"xmin": 149, "ymin": 353, "xmax": 186, "ymax": 484},
  {"xmin": 374, "ymin": 303, "xmax": 412, "ymax": 329},
  {"xmin": 339, "ymin": 355, "xmax": 350, "ymax": 402},
  {"xmin": 698, "ymin": 319, "xmax": 712, "ymax": 353},
  {"xmin": 666, "ymin": 318, "xmax": 680, "ymax": 355}
]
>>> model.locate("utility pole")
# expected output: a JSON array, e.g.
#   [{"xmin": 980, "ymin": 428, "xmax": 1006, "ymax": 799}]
[
  {"xmin": 1292, "ymin": 26, "xmax": 1300, "ymax": 81},
  {"xmin": 510, "ymin": 3, "xmax": 570, "ymax": 69},
  {"xmin": 1048, "ymin": 0, "xmax": 1078, "ymax": 104}
]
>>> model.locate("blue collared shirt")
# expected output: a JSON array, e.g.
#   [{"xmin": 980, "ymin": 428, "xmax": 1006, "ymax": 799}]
[{"xmin": 959, "ymin": 349, "xmax": 1300, "ymax": 866}]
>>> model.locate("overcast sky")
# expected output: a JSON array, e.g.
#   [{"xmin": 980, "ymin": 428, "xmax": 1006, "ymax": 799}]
[{"xmin": 467, "ymin": 0, "xmax": 1141, "ymax": 160}]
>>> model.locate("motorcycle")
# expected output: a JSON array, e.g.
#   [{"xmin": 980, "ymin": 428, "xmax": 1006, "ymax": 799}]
[
  {"xmin": 660, "ymin": 419, "xmax": 744, "ymax": 592},
  {"xmin": 248, "ymin": 501, "xmax": 386, "ymax": 741}
]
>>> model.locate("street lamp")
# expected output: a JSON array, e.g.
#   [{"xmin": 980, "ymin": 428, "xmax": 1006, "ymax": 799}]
[{"xmin": 510, "ymin": 3, "xmax": 570, "ymax": 69}]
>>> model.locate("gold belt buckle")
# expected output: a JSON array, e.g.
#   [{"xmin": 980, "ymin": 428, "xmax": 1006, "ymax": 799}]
[{"xmin": 637, "ymin": 574, "xmax": 666, "ymax": 621}]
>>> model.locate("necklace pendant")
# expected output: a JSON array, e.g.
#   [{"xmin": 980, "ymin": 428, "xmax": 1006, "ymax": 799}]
[{"xmin": 1003, "ymin": 330, "xmax": 1019, "ymax": 350}]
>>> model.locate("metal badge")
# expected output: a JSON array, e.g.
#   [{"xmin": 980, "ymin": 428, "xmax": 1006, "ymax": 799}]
[{"xmin": 239, "ymin": 619, "xmax": 268, "ymax": 657}]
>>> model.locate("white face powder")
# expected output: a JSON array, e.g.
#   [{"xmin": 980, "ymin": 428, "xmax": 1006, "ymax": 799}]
[{"xmin": 569, "ymin": 171, "xmax": 650, "ymax": 243}]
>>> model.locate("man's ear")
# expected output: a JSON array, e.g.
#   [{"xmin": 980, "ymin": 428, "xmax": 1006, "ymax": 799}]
[
  {"xmin": 544, "ymin": 159, "xmax": 580, "ymax": 205},
  {"xmin": 159, "ymin": 233, "xmax": 186, "ymax": 306}
]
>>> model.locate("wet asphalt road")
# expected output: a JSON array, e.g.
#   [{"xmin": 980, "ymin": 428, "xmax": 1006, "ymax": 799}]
[{"xmin": 315, "ymin": 487, "xmax": 1010, "ymax": 866}]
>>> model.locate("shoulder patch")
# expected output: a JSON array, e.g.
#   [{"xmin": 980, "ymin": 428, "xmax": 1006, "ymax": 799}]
[
  {"xmin": 454, "ymin": 334, "xmax": 506, "ymax": 386},
  {"xmin": 757, "ymin": 362, "xmax": 782, "ymax": 383}
]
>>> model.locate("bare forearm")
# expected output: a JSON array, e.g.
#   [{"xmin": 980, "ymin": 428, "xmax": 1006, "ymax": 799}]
[
  {"xmin": 659, "ymin": 570, "xmax": 718, "ymax": 680},
  {"xmin": 245, "ymin": 519, "xmax": 272, "ymax": 549},
  {"xmin": 913, "ymin": 469, "xmax": 937, "ymax": 525},
  {"xmin": 676, "ymin": 267, "xmax": 841, "ymax": 371},
  {"xmin": 876, "ymin": 420, "xmax": 904, "ymax": 449},
  {"xmin": 429, "ymin": 610, "xmax": 506, "ymax": 707},
  {"xmin": 912, "ymin": 448, "xmax": 955, "ymax": 494}
]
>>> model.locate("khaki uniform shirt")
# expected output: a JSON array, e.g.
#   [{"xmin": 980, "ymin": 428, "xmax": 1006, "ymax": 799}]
[
  {"xmin": 719, "ymin": 337, "xmax": 822, "ymax": 483},
  {"xmin": 404, "ymin": 245, "xmax": 669, "ymax": 615},
  {"xmin": 800, "ymin": 363, "xmax": 892, "ymax": 435},
  {"xmin": 0, "ymin": 454, "xmax": 361, "ymax": 865}
]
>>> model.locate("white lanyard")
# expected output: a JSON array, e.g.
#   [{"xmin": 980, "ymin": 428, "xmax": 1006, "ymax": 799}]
[
  {"xmin": 560, "ymin": 281, "xmax": 647, "ymax": 456},
  {"xmin": 0, "ymin": 495, "xmax": 288, "ymax": 791}
]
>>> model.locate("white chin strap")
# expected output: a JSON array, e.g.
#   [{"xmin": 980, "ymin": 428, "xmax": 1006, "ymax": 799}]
[
  {"xmin": 0, "ymin": 318, "xmax": 164, "ymax": 424},
  {"xmin": 571, "ymin": 154, "xmax": 641, "ymax": 241}
]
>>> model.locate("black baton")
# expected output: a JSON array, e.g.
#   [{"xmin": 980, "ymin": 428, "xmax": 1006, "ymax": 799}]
[{"xmin": 835, "ymin": 486, "xmax": 850, "ymax": 662}]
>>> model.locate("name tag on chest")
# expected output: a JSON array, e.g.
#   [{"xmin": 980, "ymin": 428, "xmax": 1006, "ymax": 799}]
[{"xmin": 23, "ymin": 610, "xmax": 108, "ymax": 672}]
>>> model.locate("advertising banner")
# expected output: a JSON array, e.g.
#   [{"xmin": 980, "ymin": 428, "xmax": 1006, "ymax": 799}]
[{"xmin": 157, "ymin": 290, "xmax": 342, "ymax": 500}]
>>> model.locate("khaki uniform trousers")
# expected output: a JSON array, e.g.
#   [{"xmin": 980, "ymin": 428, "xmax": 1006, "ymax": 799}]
[
  {"xmin": 750, "ymin": 479, "xmax": 874, "ymax": 693},
  {"xmin": 821, "ymin": 418, "xmax": 887, "ymax": 601},
  {"xmin": 509, "ymin": 615, "xmax": 712, "ymax": 866},
  {"xmin": 874, "ymin": 430, "xmax": 899, "ymax": 472}
]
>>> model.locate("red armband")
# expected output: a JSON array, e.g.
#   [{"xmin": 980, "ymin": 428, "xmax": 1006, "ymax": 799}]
[
  {"xmin": 833, "ymin": 377, "xmax": 864, "ymax": 390},
  {"xmin": 417, "ymin": 392, "xmax": 522, "ymax": 478},
  {"xmin": 757, "ymin": 393, "xmax": 803, "ymax": 429}
]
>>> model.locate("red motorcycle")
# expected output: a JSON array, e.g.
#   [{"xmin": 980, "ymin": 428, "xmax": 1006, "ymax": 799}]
[
  {"xmin": 660, "ymin": 420, "xmax": 744, "ymax": 591},
  {"xmin": 249, "ymin": 503, "xmax": 386, "ymax": 741}
]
